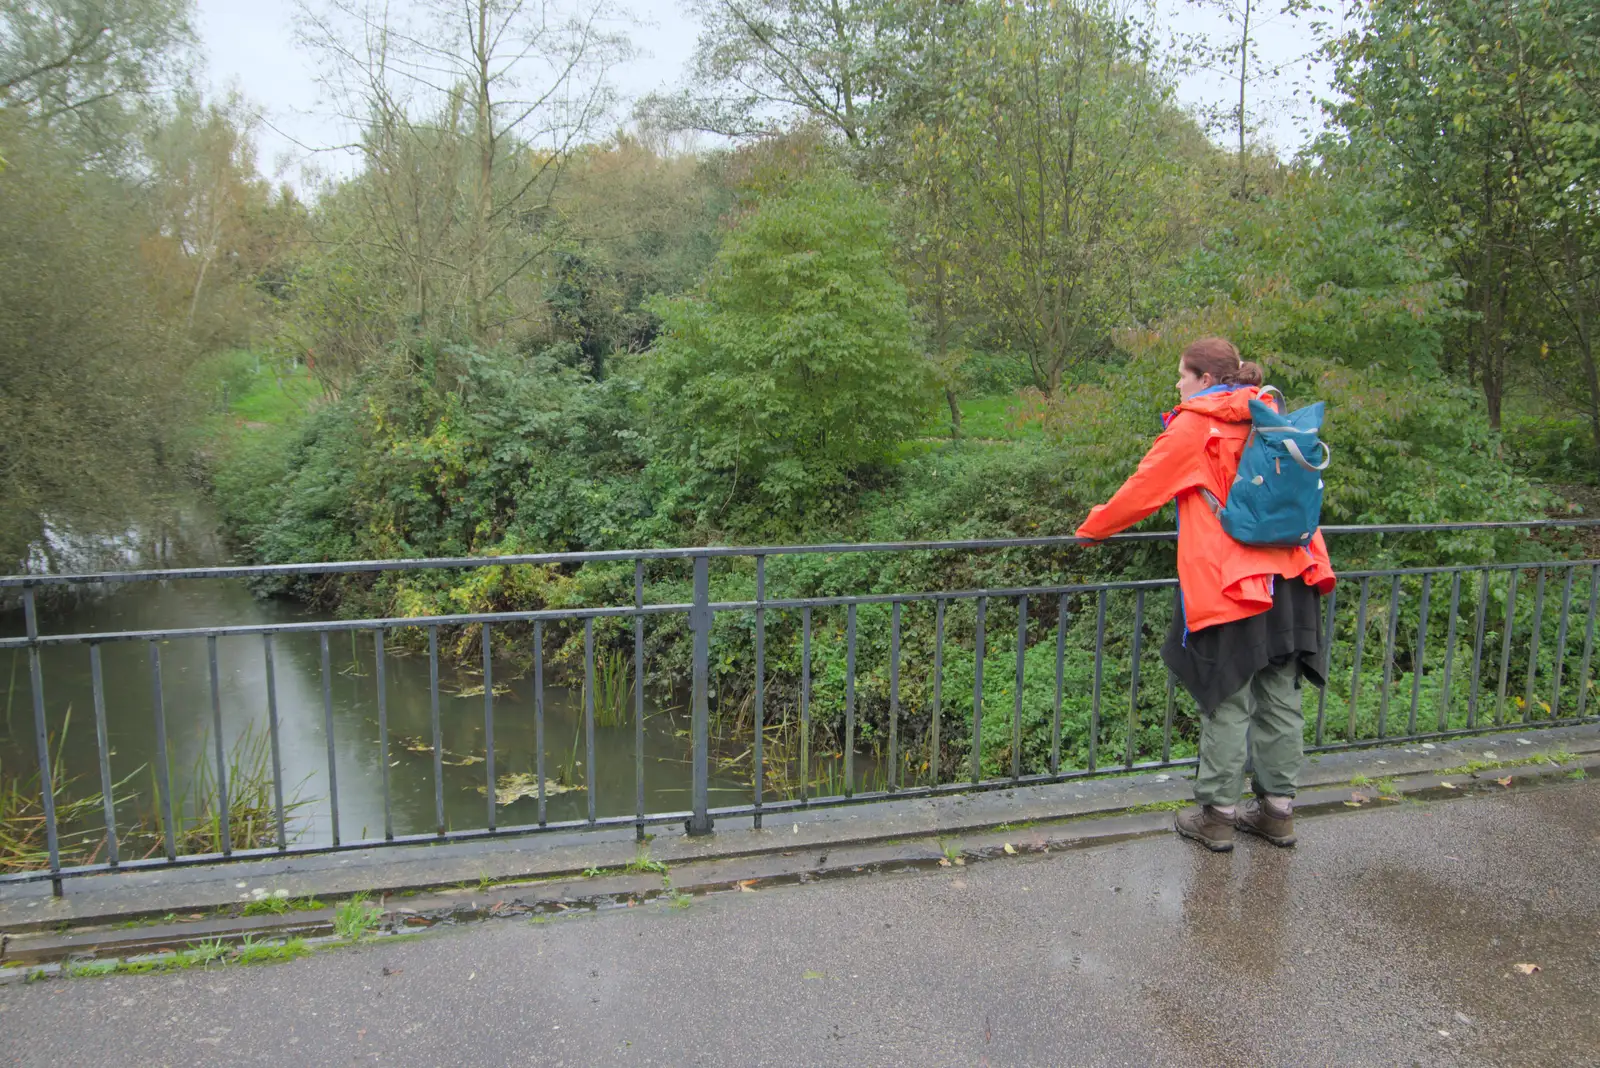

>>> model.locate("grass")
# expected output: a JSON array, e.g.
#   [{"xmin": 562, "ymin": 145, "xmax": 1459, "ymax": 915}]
[
  {"xmin": 64, "ymin": 938, "xmax": 231, "ymax": 979},
  {"xmin": 1437, "ymin": 750, "xmax": 1579, "ymax": 777},
  {"xmin": 588, "ymin": 649, "xmax": 633, "ymax": 729},
  {"xmin": 241, "ymin": 895, "xmax": 323, "ymax": 916},
  {"xmin": 1126, "ymin": 799, "xmax": 1189, "ymax": 814},
  {"xmin": 664, "ymin": 889, "xmax": 692, "ymax": 910},
  {"xmin": 203, "ymin": 350, "xmax": 323, "ymax": 428},
  {"xmin": 235, "ymin": 935, "xmax": 312, "ymax": 965},
  {"xmin": 141, "ymin": 723, "xmax": 315, "ymax": 858},
  {"xmin": 919, "ymin": 392, "xmax": 1046, "ymax": 443},
  {"xmin": 624, "ymin": 849, "xmax": 668, "ymax": 876},
  {"xmin": 2, "ymin": 710, "xmax": 139, "ymax": 873},
  {"xmin": 333, "ymin": 893, "xmax": 384, "ymax": 939}
]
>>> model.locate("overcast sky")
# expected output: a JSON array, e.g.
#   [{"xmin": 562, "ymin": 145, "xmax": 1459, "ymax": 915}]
[{"xmin": 193, "ymin": 0, "xmax": 1342, "ymax": 188}]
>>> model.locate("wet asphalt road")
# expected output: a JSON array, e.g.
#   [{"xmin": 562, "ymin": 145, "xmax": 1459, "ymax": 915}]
[{"xmin": 3, "ymin": 781, "xmax": 1598, "ymax": 1068}]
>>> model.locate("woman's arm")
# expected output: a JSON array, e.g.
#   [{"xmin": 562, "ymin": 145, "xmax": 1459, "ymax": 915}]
[{"xmin": 1075, "ymin": 415, "xmax": 1209, "ymax": 540}]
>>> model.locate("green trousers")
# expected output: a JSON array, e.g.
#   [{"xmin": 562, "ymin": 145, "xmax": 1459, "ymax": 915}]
[{"xmin": 1192, "ymin": 658, "xmax": 1304, "ymax": 806}]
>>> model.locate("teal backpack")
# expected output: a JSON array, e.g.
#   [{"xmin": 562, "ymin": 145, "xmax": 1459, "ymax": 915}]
[{"xmin": 1202, "ymin": 386, "xmax": 1330, "ymax": 547}]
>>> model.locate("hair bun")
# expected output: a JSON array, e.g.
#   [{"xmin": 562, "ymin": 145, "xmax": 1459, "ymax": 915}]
[{"xmin": 1234, "ymin": 360, "xmax": 1265, "ymax": 386}]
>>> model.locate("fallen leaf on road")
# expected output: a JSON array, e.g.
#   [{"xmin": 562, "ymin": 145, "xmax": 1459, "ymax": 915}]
[
  {"xmin": 1003, "ymin": 843, "xmax": 1017, "ymax": 855},
  {"xmin": 1496, "ymin": 776, "xmax": 1513, "ymax": 787},
  {"xmin": 802, "ymin": 970, "xmax": 826, "ymax": 980},
  {"xmin": 737, "ymin": 880, "xmax": 757, "ymax": 893},
  {"xmin": 1343, "ymin": 801, "xmax": 1363, "ymax": 808},
  {"xmin": 1513, "ymin": 963, "xmax": 1541, "ymax": 975},
  {"xmin": 938, "ymin": 859, "xmax": 951, "ymax": 867},
  {"xmin": 1438, "ymin": 781, "xmax": 1458, "ymax": 789}
]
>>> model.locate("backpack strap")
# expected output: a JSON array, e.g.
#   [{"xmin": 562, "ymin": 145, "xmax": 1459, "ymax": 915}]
[
  {"xmin": 1255, "ymin": 384, "xmax": 1286, "ymax": 414},
  {"xmin": 1285, "ymin": 438, "xmax": 1332, "ymax": 472}
]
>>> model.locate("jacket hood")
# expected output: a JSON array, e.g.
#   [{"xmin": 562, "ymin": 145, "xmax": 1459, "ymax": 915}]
[{"xmin": 1175, "ymin": 385, "xmax": 1260, "ymax": 424}]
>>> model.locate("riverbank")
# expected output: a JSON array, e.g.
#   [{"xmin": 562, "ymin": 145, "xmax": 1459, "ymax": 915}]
[{"xmin": 5, "ymin": 721, "xmax": 1596, "ymax": 972}]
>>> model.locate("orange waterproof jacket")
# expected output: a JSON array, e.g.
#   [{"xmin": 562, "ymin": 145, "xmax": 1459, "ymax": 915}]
[{"xmin": 1074, "ymin": 386, "xmax": 1337, "ymax": 633}]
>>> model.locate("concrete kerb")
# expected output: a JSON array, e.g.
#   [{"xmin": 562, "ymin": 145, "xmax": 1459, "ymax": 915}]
[{"xmin": 3, "ymin": 722, "xmax": 1597, "ymax": 975}]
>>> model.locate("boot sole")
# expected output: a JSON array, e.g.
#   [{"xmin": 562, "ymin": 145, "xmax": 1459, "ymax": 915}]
[
  {"xmin": 1236, "ymin": 820, "xmax": 1297, "ymax": 848},
  {"xmin": 1174, "ymin": 817, "xmax": 1234, "ymax": 852}
]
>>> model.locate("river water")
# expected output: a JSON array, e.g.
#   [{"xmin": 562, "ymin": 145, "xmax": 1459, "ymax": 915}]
[{"xmin": 1, "ymin": 509, "xmax": 749, "ymax": 858}]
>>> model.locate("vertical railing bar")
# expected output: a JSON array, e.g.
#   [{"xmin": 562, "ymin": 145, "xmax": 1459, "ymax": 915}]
[
  {"xmin": 1126, "ymin": 590, "xmax": 1145, "ymax": 770},
  {"xmin": 634, "ymin": 561, "xmax": 645, "ymax": 840},
  {"xmin": 971, "ymin": 597, "xmax": 986, "ymax": 785},
  {"xmin": 319, "ymin": 632, "xmax": 341, "ymax": 847},
  {"xmin": 845, "ymin": 603, "xmax": 857, "ymax": 799},
  {"xmin": 1406, "ymin": 573, "xmax": 1431, "ymax": 735},
  {"xmin": 1314, "ymin": 586, "xmax": 1337, "ymax": 744},
  {"xmin": 205, "ymin": 637, "xmax": 228, "ymax": 858},
  {"xmin": 148, "ymin": 643, "xmax": 176, "ymax": 862},
  {"xmin": 1550, "ymin": 566, "xmax": 1575, "ymax": 719},
  {"xmin": 931, "ymin": 599, "xmax": 945, "ymax": 786},
  {"xmin": 754, "ymin": 555, "xmax": 766, "ymax": 822},
  {"xmin": 1522, "ymin": 568, "xmax": 1547, "ymax": 723},
  {"xmin": 1495, "ymin": 569, "xmax": 1520, "ymax": 726},
  {"xmin": 1576, "ymin": 565, "xmax": 1598, "ymax": 721},
  {"xmin": 1377, "ymin": 576, "xmax": 1401, "ymax": 739},
  {"xmin": 1345, "ymin": 577, "xmax": 1371, "ymax": 743},
  {"xmin": 484, "ymin": 623, "xmax": 497, "ymax": 833},
  {"xmin": 263, "ymin": 634, "xmax": 286, "ymax": 851},
  {"xmin": 800, "ymin": 607, "xmax": 812, "ymax": 804},
  {"xmin": 21, "ymin": 591, "xmax": 61, "ymax": 894},
  {"xmin": 1089, "ymin": 589, "xmax": 1106, "ymax": 772},
  {"xmin": 1467, "ymin": 570, "xmax": 1490, "ymax": 730},
  {"xmin": 1013, "ymin": 596, "xmax": 1026, "ymax": 782},
  {"xmin": 1053, "ymin": 594, "xmax": 1067, "ymax": 775},
  {"xmin": 428, "ymin": 626, "xmax": 444, "ymax": 837},
  {"xmin": 375, "ymin": 629, "xmax": 393, "ymax": 841},
  {"xmin": 1161, "ymin": 589, "xmax": 1177, "ymax": 762},
  {"xmin": 583, "ymin": 618, "xmax": 597, "ymax": 826},
  {"xmin": 1437, "ymin": 571, "xmax": 1462, "ymax": 731},
  {"xmin": 535, "ymin": 621, "xmax": 546, "ymax": 826},
  {"xmin": 90, "ymin": 643, "xmax": 120, "ymax": 867},
  {"xmin": 890, "ymin": 600, "xmax": 901, "ymax": 791},
  {"xmin": 689, "ymin": 555, "xmax": 711, "ymax": 833}
]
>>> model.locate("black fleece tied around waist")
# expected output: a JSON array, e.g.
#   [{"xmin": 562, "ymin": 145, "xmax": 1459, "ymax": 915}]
[{"xmin": 1161, "ymin": 576, "xmax": 1328, "ymax": 716}]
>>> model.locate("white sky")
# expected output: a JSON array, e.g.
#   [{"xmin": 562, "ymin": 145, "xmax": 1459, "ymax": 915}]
[{"xmin": 193, "ymin": 0, "xmax": 1343, "ymax": 188}]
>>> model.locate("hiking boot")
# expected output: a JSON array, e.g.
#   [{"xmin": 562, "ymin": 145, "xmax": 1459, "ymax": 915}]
[
  {"xmin": 1237, "ymin": 798, "xmax": 1297, "ymax": 847},
  {"xmin": 1175, "ymin": 805, "xmax": 1235, "ymax": 852}
]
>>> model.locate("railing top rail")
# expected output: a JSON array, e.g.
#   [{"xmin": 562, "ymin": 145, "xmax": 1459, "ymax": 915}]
[{"xmin": 2, "ymin": 518, "xmax": 1596, "ymax": 589}]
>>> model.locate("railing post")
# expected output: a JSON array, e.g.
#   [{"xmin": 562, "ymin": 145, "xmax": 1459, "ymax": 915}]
[
  {"xmin": 23, "ymin": 589, "xmax": 63, "ymax": 897},
  {"xmin": 687, "ymin": 554, "xmax": 714, "ymax": 835}
]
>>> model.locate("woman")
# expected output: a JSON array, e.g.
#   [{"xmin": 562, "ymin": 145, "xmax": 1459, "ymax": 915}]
[{"xmin": 1075, "ymin": 338, "xmax": 1336, "ymax": 851}]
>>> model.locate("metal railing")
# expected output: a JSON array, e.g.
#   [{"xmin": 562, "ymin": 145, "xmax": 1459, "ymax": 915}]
[{"xmin": 2, "ymin": 520, "xmax": 1596, "ymax": 895}]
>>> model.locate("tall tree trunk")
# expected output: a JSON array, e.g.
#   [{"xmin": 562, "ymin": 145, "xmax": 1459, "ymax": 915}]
[
  {"xmin": 470, "ymin": 0, "xmax": 493, "ymax": 339},
  {"xmin": 1565, "ymin": 237, "xmax": 1600, "ymax": 455},
  {"xmin": 1237, "ymin": 0, "xmax": 1251, "ymax": 200},
  {"xmin": 935, "ymin": 260, "xmax": 960, "ymax": 438}
]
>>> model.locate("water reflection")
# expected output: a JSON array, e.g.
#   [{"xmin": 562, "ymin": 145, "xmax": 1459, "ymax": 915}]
[{"xmin": 2, "ymin": 526, "xmax": 742, "ymax": 855}]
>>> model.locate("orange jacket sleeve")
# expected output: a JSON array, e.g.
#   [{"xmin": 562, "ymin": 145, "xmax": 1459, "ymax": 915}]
[{"xmin": 1075, "ymin": 414, "xmax": 1210, "ymax": 540}]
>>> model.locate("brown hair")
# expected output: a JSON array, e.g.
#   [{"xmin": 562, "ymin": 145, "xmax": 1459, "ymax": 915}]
[{"xmin": 1181, "ymin": 337, "xmax": 1263, "ymax": 387}]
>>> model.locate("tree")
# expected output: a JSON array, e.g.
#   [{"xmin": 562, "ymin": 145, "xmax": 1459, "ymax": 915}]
[
  {"xmin": 1180, "ymin": 0, "xmax": 1322, "ymax": 198},
  {"xmin": 143, "ymin": 90, "xmax": 277, "ymax": 348},
  {"xmin": 1, "ymin": 0, "xmax": 193, "ymax": 163},
  {"xmin": 648, "ymin": 169, "xmax": 934, "ymax": 520},
  {"xmin": 0, "ymin": 114, "xmax": 192, "ymax": 569},
  {"xmin": 643, "ymin": 0, "xmax": 888, "ymax": 144},
  {"xmin": 1329, "ymin": 0, "xmax": 1600, "ymax": 448},
  {"xmin": 932, "ymin": 0, "xmax": 1210, "ymax": 394},
  {"xmin": 294, "ymin": 0, "xmax": 630, "ymax": 347},
  {"xmin": 0, "ymin": 0, "xmax": 201, "ymax": 569}
]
